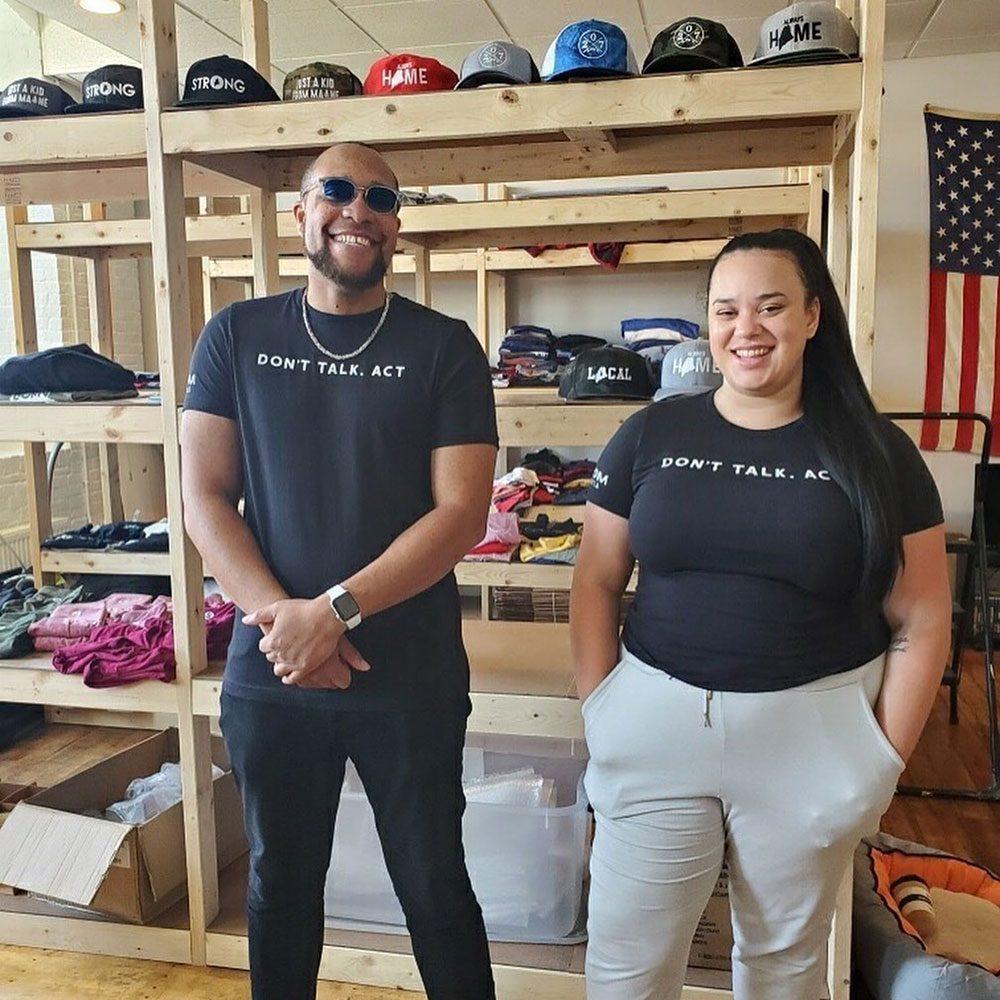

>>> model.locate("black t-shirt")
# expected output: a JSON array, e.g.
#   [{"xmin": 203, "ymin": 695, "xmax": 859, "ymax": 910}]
[
  {"xmin": 184, "ymin": 289, "xmax": 498, "ymax": 710},
  {"xmin": 589, "ymin": 390, "xmax": 944, "ymax": 692}
]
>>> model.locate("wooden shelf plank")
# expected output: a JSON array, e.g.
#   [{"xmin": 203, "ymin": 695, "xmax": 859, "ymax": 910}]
[
  {"xmin": 0, "ymin": 654, "xmax": 179, "ymax": 712},
  {"xmin": 15, "ymin": 186, "xmax": 801, "ymax": 257},
  {"xmin": 207, "ymin": 239, "xmax": 731, "ymax": 280},
  {"xmin": 39, "ymin": 549, "xmax": 171, "ymax": 576},
  {"xmin": 159, "ymin": 64, "xmax": 861, "ymax": 162},
  {"xmin": 456, "ymin": 563, "xmax": 637, "ymax": 591},
  {"xmin": 498, "ymin": 402, "xmax": 644, "ymax": 447},
  {"xmin": 0, "ymin": 112, "xmax": 147, "ymax": 170},
  {"xmin": 0, "ymin": 400, "xmax": 164, "ymax": 444}
]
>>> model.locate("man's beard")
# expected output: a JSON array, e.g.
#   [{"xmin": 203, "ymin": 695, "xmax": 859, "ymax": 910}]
[{"xmin": 306, "ymin": 243, "xmax": 389, "ymax": 293}]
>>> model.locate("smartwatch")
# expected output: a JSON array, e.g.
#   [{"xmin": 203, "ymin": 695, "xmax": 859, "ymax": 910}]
[{"xmin": 325, "ymin": 584, "xmax": 362, "ymax": 630}]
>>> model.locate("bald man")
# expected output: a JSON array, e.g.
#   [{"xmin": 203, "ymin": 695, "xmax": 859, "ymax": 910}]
[{"xmin": 182, "ymin": 143, "xmax": 498, "ymax": 999}]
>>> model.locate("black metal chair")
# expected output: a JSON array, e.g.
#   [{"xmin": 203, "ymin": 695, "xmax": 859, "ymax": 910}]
[{"xmin": 882, "ymin": 411, "xmax": 1000, "ymax": 801}]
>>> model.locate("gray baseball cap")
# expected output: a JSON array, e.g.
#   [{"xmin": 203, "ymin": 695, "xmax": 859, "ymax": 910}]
[
  {"xmin": 456, "ymin": 41, "xmax": 540, "ymax": 89},
  {"xmin": 751, "ymin": 2, "xmax": 858, "ymax": 66},
  {"xmin": 653, "ymin": 340, "xmax": 722, "ymax": 401}
]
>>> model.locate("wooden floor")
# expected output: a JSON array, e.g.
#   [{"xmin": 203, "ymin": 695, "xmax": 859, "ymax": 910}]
[{"xmin": 0, "ymin": 650, "xmax": 996, "ymax": 999}]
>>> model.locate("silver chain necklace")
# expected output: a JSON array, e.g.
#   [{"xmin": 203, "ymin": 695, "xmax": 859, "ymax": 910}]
[{"xmin": 300, "ymin": 288, "xmax": 393, "ymax": 362}]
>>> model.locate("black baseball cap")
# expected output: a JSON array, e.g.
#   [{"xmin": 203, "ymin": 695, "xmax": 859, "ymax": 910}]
[
  {"xmin": 559, "ymin": 345, "xmax": 654, "ymax": 402},
  {"xmin": 283, "ymin": 62, "xmax": 363, "ymax": 101},
  {"xmin": 65, "ymin": 65, "xmax": 143, "ymax": 114},
  {"xmin": 0, "ymin": 77, "xmax": 74, "ymax": 119},
  {"xmin": 175, "ymin": 55, "xmax": 279, "ymax": 108},
  {"xmin": 643, "ymin": 18, "xmax": 744, "ymax": 74}
]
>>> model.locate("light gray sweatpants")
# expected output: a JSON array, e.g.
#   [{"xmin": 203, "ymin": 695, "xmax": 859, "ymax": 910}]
[{"xmin": 582, "ymin": 649, "xmax": 904, "ymax": 1000}]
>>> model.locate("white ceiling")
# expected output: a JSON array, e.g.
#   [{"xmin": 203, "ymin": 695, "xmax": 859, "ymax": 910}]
[{"xmin": 14, "ymin": 0, "xmax": 1000, "ymax": 86}]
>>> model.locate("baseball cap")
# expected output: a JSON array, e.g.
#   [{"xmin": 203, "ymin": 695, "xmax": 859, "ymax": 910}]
[
  {"xmin": 751, "ymin": 2, "xmax": 858, "ymax": 66},
  {"xmin": 621, "ymin": 317, "xmax": 700, "ymax": 343},
  {"xmin": 643, "ymin": 18, "xmax": 744, "ymax": 74},
  {"xmin": 559, "ymin": 345, "xmax": 654, "ymax": 402},
  {"xmin": 175, "ymin": 55, "xmax": 279, "ymax": 108},
  {"xmin": 364, "ymin": 54, "xmax": 458, "ymax": 95},
  {"xmin": 65, "ymin": 65, "xmax": 143, "ymax": 114},
  {"xmin": 456, "ymin": 41, "xmax": 540, "ymax": 89},
  {"xmin": 541, "ymin": 20, "xmax": 638, "ymax": 82},
  {"xmin": 283, "ymin": 62, "xmax": 362, "ymax": 102},
  {"xmin": 0, "ymin": 78, "xmax": 74, "ymax": 119},
  {"xmin": 653, "ymin": 340, "xmax": 722, "ymax": 401}
]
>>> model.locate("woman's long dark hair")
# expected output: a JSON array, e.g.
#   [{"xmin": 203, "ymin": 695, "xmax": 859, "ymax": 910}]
[{"xmin": 707, "ymin": 229, "xmax": 901, "ymax": 606}]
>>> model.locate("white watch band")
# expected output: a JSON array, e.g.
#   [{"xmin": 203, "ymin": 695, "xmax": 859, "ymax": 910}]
[{"xmin": 325, "ymin": 584, "xmax": 361, "ymax": 630}]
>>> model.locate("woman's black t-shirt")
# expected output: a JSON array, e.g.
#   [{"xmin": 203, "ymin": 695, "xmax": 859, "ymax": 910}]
[{"xmin": 588, "ymin": 391, "xmax": 944, "ymax": 691}]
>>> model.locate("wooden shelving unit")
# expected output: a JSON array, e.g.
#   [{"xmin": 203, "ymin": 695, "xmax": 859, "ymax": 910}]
[{"xmin": 0, "ymin": 0, "xmax": 884, "ymax": 993}]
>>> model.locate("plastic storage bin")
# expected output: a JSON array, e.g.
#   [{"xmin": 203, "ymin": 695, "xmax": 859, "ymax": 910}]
[{"xmin": 324, "ymin": 732, "xmax": 590, "ymax": 943}]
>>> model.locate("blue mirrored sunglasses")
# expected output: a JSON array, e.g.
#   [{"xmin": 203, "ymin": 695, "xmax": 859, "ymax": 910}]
[{"xmin": 305, "ymin": 175, "xmax": 401, "ymax": 215}]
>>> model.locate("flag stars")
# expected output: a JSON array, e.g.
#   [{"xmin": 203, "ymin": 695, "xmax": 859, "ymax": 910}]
[
  {"xmin": 950, "ymin": 241, "xmax": 959, "ymax": 251},
  {"xmin": 973, "ymin": 193, "xmax": 983, "ymax": 203},
  {"xmin": 937, "ymin": 226, "xmax": 947, "ymax": 237},
  {"xmin": 935, "ymin": 148, "xmax": 945, "ymax": 159},
  {"xmin": 958, "ymin": 126, "xmax": 969, "ymax": 136},
  {"xmin": 937, "ymin": 252, "xmax": 946, "ymax": 263},
  {"xmin": 947, "ymin": 137, "xmax": 957, "ymax": 147},
  {"xmin": 961, "ymin": 204, "xmax": 971, "ymax": 214},
  {"xmin": 949, "ymin": 190, "xmax": 959, "ymax": 200},
  {"xmin": 948, "ymin": 163, "xmax": 958, "ymax": 173},
  {"xmin": 962, "ymin": 256, "xmax": 970, "ymax": 265},
  {"xmin": 937, "ymin": 200, "xmax": 946, "ymax": 211},
  {"xmin": 938, "ymin": 174, "xmax": 946, "ymax": 184},
  {"xmin": 959, "ymin": 152, "xmax": 969, "ymax": 162},
  {"xmin": 961, "ymin": 230, "xmax": 970, "ymax": 240},
  {"xmin": 973, "ymin": 140, "xmax": 982, "ymax": 150},
  {"xmin": 960, "ymin": 178, "xmax": 970, "ymax": 188},
  {"xmin": 985, "ymin": 129, "xmax": 994, "ymax": 138},
  {"xmin": 933, "ymin": 121, "xmax": 943, "ymax": 132},
  {"xmin": 973, "ymin": 244, "xmax": 982, "ymax": 255},
  {"xmin": 987, "ymin": 259, "xmax": 995, "ymax": 269},
  {"xmin": 987, "ymin": 154, "xmax": 996, "ymax": 165},
  {"xmin": 973, "ymin": 167, "xmax": 982, "ymax": 177},
  {"xmin": 950, "ymin": 215, "xmax": 959, "ymax": 225}
]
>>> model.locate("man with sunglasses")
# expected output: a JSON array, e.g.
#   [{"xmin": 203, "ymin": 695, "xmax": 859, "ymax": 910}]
[{"xmin": 181, "ymin": 142, "xmax": 498, "ymax": 1000}]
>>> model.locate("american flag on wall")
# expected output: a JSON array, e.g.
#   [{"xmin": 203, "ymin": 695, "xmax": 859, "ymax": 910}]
[{"xmin": 921, "ymin": 107, "xmax": 1000, "ymax": 455}]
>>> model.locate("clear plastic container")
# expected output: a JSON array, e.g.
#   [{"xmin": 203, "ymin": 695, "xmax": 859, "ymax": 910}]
[{"xmin": 324, "ymin": 732, "xmax": 590, "ymax": 943}]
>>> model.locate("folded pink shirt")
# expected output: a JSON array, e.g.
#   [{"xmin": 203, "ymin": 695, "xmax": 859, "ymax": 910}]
[
  {"xmin": 51, "ymin": 595, "xmax": 236, "ymax": 688},
  {"xmin": 30, "ymin": 594, "xmax": 153, "ymax": 651}
]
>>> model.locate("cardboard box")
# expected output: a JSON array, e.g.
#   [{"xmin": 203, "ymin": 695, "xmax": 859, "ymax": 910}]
[
  {"xmin": 0, "ymin": 729, "xmax": 247, "ymax": 923},
  {"xmin": 688, "ymin": 867, "xmax": 733, "ymax": 972}
]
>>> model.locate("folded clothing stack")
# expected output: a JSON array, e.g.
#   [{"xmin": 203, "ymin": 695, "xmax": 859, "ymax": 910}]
[
  {"xmin": 0, "ymin": 585, "xmax": 84, "ymax": 658},
  {"xmin": 492, "ymin": 326, "xmax": 609, "ymax": 389},
  {"xmin": 466, "ymin": 510, "xmax": 522, "ymax": 563},
  {"xmin": 0, "ymin": 343, "xmax": 138, "ymax": 401},
  {"xmin": 51, "ymin": 594, "xmax": 235, "ymax": 688},
  {"xmin": 28, "ymin": 593, "xmax": 156, "ymax": 651},
  {"xmin": 0, "ymin": 573, "xmax": 36, "ymax": 612},
  {"xmin": 521, "ymin": 448, "xmax": 596, "ymax": 506},
  {"xmin": 491, "ymin": 467, "xmax": 541, "ymax": 514},
  {"xmin": 519, "ymin": 514, "xmax": 583, "ymax": 565},
  {"xmin": 620, "ymin": 317, "xmax": 700, "ymax": 380},
  {"xmin": 42, "ymin": 519, "xmax": 169, "ymax": 553}
]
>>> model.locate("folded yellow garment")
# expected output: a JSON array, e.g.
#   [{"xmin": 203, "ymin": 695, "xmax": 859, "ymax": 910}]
[
  {"xmin": 519, "ymin": 533, "xmax": 582, "ymax": 563},
  {"xmin": 562, "ymin": 478, "xmax": 593, "ymax": 491}
]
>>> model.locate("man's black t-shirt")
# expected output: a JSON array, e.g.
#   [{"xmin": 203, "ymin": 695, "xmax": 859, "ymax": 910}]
[
  {"xmin": 184, "ymin": 289, "xmax": 498, "ymax": 710},
  {"xmin": 589, "ymin": 390, "xmax": 944, "ymax": 691}
]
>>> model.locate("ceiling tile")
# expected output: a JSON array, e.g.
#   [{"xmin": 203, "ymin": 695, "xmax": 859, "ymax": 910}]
[
  {"xmin": 175, "ymin": 8, "xmax": 243, "ymax": 63},
  {"xmin": 884, "ymin": 0, "xmax": 936, "ymax": 46},
  {"xmin": 276, "ymin": 8, "xmax": 377, "ymax": 58},
  {"xmin": 177, "ymin": 0, "xmax": 240, "ymax": 24},
  {"xmin": 909, "ymin": 31, "xmax": 1000, "ymax": 56},
  {"xmin": 347, "ymin": 0, "xmax": 506, "ymax": 48},
  {"xmin": 884, "ymin": 40, "xmax": 911, "ymax": 59},
  {"xmin": 640, "ymin": 0, "xmax": 775, "ymax": 26},
  {"xmin": 490, "ymin": 0, "xmax": 645, "ymax": 38},
  {"xmin": 920, "ymin": 0, "xmax": 1000, "ymax": 39}
]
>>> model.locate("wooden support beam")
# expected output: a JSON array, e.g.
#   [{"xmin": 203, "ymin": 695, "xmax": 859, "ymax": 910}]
[
  {"xmin": 847, "ymin": 0, "xmax": 886, "ymax": 385},
  {"xmin": 268, "ymin": 123, "xmax": 837, "ymax": 190},
  {"xmin": 563, "ymin": 128, "xmax": 618, "ymax": 152},
  {"xmin": 83, "ymin": 203, "xmax": 125, "ymax": 523},
  {"xmin": 829, "ymin": 141, "xmax": 851, "ymax": 303},
  {"xmin": 139, "ymin": 0, "xmax": 217, "ymax": 964},
  {"xmin": 240, "ymin": 0, "xmax": 270, "ymax": 78},
  {"xmin": 806, "ymin": 167, "xmax": 824, "ymax": 247},
  {"xmin": 5, "ymin": 205, "xmax": 52, "ymax": 585},
  {"xmin": 412, "ymin": 245, "xmax": 430, "ymax": 307},
  {"xmin": 185, "ymin": 153, "xmax": 272, "ymax": 190},
  {"xmin": 475, "ymin": 248, "xmax": 488, "ymax": 351}
]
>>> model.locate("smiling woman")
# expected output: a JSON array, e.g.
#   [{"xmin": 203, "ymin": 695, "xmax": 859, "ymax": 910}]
[{"xmin": 570, "ymin": 229, "xmax": 952, "ymax": 1000}]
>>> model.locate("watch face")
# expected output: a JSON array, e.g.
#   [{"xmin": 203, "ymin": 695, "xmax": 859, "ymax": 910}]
[{"xmin": 332, "ymin": 591, "xmax": 360, "ymax": 621}]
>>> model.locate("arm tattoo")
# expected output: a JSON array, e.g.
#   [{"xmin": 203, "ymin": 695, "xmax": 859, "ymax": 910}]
[{"xmin": 888, "ymin": 632, "xmax": 910, "ymax": 653}]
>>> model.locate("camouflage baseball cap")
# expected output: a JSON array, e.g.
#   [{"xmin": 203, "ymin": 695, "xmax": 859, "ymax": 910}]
[{"xmin": 283, "ymin": 62, "xmax": 363, "ymax": 102}]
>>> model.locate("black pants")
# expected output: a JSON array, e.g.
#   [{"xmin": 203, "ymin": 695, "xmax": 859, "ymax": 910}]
[{"xmin": 220, "ymin": 691, "xmax": 496, "ymax": 1000}]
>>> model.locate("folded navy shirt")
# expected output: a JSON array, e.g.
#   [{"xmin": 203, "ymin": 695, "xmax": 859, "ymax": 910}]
[{"xmin": 0, "ymin": 344, "xmax": 136, "ymax": 395}]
